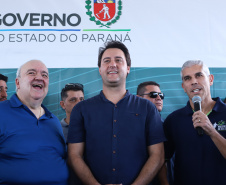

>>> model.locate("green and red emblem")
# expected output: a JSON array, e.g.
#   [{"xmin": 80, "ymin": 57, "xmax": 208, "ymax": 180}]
[{"xmin": 85, "ymin": 0, "xmax": 122, "ymax": 28}]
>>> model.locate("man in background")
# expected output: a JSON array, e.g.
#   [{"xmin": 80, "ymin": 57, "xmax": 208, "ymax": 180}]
[
  {"xmin": 0, "ymin": 60, "xmax": 68, "ymax": 185},
  {"xmin": 137, "ymin": 81, "xmax": 174, "ymax": 185},
  {"xmin": 137, "ymin": 81, "xmax": 164, "ymax": 112},
  {"xmin": 164, "ymin": 60, "xmax": 226, "ymax": 185},
  {"xmin": 60, "ymin": 83, "xmax": 84, "ymax": 140},
  {"xmin": 0, "ymin": 74, "xmax": 8, "ymax": 101}
]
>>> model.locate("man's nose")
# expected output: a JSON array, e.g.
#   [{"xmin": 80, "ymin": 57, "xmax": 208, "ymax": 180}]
[
  {"xmin": 191, "ymin": 78, "xmax": 198, "ymax": 85},
  {"xmin": 109, "ymin": 60, "xmax": 117, "ymax": 67},
  {"xmin": 35, "ymin": 73, "xmax": 44, "ymax": 80},
  {"xmin": 156, "ymin": 94, "xmax": 161, "ymax": 100}
]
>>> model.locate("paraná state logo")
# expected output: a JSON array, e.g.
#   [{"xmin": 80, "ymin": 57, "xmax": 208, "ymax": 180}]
[{"xmin": 85, "ymin": 0, "xmax": 122, "ymax": 28}]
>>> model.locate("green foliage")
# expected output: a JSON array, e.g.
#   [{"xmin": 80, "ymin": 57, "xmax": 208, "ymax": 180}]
[
  {"xmin": 86, "ymin": 0, "xmax": 91, "ymax": 5},
  {"xmin": 86, "ymin": 11, "xmax": 92, "ymax": 15},
  {"xmin": 90, "ymin": 17, "xmax": 95, "ymax": 21},
  {"xmin": 85, "ymin": 5, "xmax": 91, "ymax": 9},
  {"xmin": 96, "ymin": 21, "xmax": 101, "ymax": 25}
]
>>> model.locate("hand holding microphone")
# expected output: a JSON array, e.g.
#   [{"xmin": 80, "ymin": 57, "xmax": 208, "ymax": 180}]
[{"xmin": 192, "ymin": 95, "xmax": 204, "ymax": 136}]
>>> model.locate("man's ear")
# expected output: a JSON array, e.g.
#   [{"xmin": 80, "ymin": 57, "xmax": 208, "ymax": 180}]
[
  {"xmin": 182, "ymin": 82, "xmax": 186, "ymax": 93},
  {"xmin": 209, "ymin": 74, "xmax": 214, "ymax": 86},
  {"xmin": 60, "ymin": 101, "xmax": 65, "ymax": 110},
  {"xmin": 127, "ymin": 66, "xmax": 130, "ymax": 74},
  {"xmin": 99, "ymin": 66, "xmax": 102, "ymax": 75},
  {"xmin": 15, "ymin": 78, "xmax": 20, "ymax": 90}
]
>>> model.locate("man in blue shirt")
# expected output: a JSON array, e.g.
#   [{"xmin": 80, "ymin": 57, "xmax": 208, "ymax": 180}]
[
  {"xmin": 68, "ymin": 41, "xmax": 166, "ymax": 185},
  {"xmin": 164, "ymin": 60, "xmax": 226, "ymax": 185},
  {"xmin": 0, "ymin": 60, "xmax": 68, "ymax": 185}
]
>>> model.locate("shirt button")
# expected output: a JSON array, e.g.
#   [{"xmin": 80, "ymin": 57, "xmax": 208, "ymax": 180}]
[
  {"xmin": 113, "ymin": 150, "xmax": 116, "ymax": 154},
  {"xmin": 113, "ymin": 168, "xmax": 116, "ymax": 171},
  {"xmin": 115, "ymin": 104, "xmax": 117, "ymax": 108},
  {"xmin": 113, "ymin": 135, "xmax": 116, "ymax": 138},
  {"xmin": 114, "ymin": 120, "xmax": 117, "ymax": 123},
  {"xmin": 136, "ymin": 113, "xmax": 139, "ymax": 116}
]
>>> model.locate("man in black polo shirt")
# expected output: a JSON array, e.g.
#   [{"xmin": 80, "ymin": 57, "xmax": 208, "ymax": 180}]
[
  {"xmin": 68, "ymin": 41, "xmax": 166, "ymax": 185},
  {"xmin": 164, "ymin": 60, "xmax": 226, "ymax": 185}
]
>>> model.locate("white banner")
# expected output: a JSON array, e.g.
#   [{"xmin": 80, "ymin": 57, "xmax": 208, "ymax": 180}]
[{"xmin": 1, "ymin": 0, "xmax": 226, "ymax": 68}]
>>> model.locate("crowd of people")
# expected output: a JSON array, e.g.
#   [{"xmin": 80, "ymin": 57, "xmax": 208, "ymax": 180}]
[{"xmin": 0, "ymin": 41, "xmax": 226, "ymax": 185}]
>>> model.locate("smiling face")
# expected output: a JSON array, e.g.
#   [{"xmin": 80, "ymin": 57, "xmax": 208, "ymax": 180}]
[
  {"xmin": 0, "ymin": 80, "xmax": 7, "ymax": 101},
  {"xmin": 142, "ymin": 85, "xmax": 163, "ymax": 112},
  {"xmin": 16, "ymin": 60, "xmax": 49, "ymax": 105},
  {"xmin": 99, "ymin": 48, "xmax": 130, "ymax": 88},
  {"xmin": 181, "ymin": 64, "xmax": 214, "ymax": 103}
]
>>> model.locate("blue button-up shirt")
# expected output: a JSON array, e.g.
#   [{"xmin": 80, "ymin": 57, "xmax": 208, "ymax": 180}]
[{"xmin": 68, "ymin": 90, "xmax": 166, "ymax": 185}]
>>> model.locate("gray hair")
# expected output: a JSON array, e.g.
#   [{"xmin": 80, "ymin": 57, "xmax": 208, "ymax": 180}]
[
  {"xmin": 15, "ymin": 64, "xmax": 23, "ymax": 91},
  {"xmin": 180, "ymin": 60, "xmax": 210, "ymax": 80},
  {"xmin": 16, "ymin": 65, "xmax": 22, "ymax": 78}
]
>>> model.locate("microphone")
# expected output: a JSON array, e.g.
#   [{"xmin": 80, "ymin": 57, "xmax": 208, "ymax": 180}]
[{"xmin": 192, "ymin": 95, "xmax": 204, "ymax": 136}]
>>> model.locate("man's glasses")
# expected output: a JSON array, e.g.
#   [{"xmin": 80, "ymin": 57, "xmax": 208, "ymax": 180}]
[
  {"xmin": 64, "ymin": 83, "xmax": 83, "ymax": 89},
  {"xmin": 140, "ymin": 91, "xmax": 164, "ymax": 100}
]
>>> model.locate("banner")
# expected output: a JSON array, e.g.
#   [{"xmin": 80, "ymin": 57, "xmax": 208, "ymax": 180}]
[
  {"xmin": 1, "ymin": 0, "xmax": 226, "ymax": 120},
  {"xmin": 1, "ymin": 0, "xmax": 226, "ymax": 68}
]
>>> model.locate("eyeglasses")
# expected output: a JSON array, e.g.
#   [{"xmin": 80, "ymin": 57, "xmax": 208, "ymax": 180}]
[
  {"xmin": 64, "ymin": 83, "xmax": 83, "ymax": 89},
  {"xmin": 140, "ymin": 91, "xmax": 164, "ymax": 100}
]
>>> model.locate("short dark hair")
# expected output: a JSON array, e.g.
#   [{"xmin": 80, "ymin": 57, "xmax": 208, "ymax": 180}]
[
  {"xmin": 0, "ymin": 74, "xmax": 8, "ymax": 83},
  {"xmin": 61, "ymin": 83, "xmax": 84, "ymax": 101},
  {"xmin": 137, "ymin": 81, "xmax": 160, "ymax": 95},
  {"xmin": 98, "ymin": 41, "xmax": 131, "ymax": 67}
]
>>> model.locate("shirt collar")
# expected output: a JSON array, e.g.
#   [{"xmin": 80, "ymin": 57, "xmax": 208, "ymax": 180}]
[
  {"xmin": 185, "ymin": 97, "xmax": 224, "ymax": 115},
  {"xmin": 9, "ymin": 93, "xmax": 53, "ymax": 118},
  {"xmin": 61, "ymin": 118, "xmax": 69, "ymax": 127},
  {"xmin": 212, "ymin": 97, "xmax": 226, "ymax": 112},
  {"xmin": 9, "ymin": 94, "xmax": 23, "ymax": 108},
  {"xmin": 100, "ymin": 90, "xmax": 130, "ymax": 103}
]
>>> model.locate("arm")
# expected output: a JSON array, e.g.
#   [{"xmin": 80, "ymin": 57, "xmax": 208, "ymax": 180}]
[
  {"xmin": 157, "ymin": 163, "xmax": 169, "ymax": 185},
  {"xmin": 193, "ymin": 111, "xmax": 226, "ymax": 159},
  {"xmin": 68, "ymin": 142, "xmax": 101, "ymax": 185},
  {"xmin": 210, "ymin": 130, "xmax": 226, "ymax": 159},
  {"xmin": 131, "ymin": 142, "xmax": 165, "ymax": 185}
]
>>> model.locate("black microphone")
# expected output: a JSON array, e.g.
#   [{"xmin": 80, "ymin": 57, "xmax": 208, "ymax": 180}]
[{"xmin": 192, "ymin": 95, "xmax": 204, "ymax": 136}]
